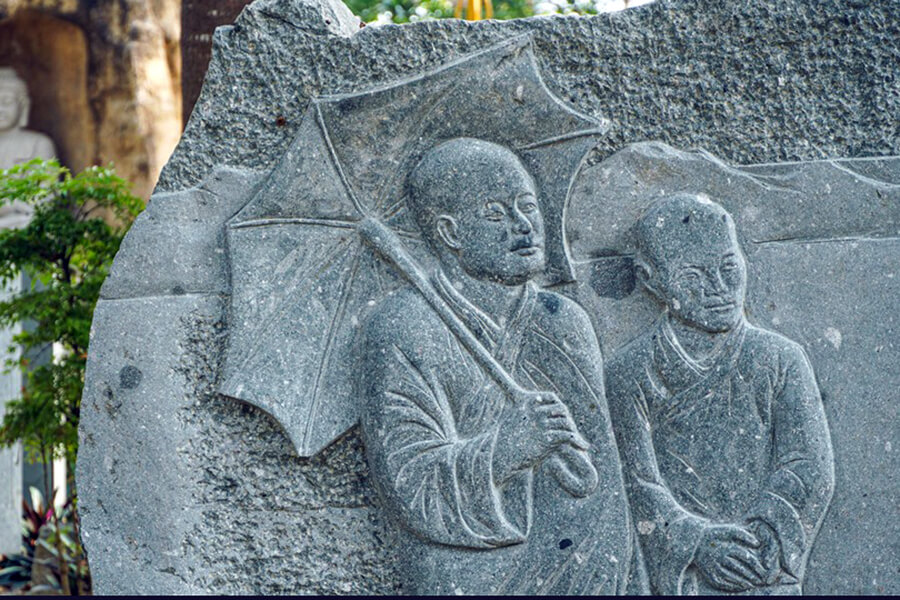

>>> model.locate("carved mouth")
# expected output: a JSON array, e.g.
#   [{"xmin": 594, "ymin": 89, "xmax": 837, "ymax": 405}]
[
  {"xmin": 705, "ymin": 302, "xmax": 736, "ymax": 312},
  {"xmin": 511, "ymin": 238, "xmax": 542, "ymax": 256}
]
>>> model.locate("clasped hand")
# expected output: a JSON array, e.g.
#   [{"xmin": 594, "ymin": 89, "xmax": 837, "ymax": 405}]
[{"xmin": 694, "ymin": 523, "xmax": 781, "ymax": 592}]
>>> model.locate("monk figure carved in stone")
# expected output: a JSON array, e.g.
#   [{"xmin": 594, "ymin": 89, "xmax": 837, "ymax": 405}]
[
  {"xmin": 605, "ymin": 193, "xmax": 835, "ymax": 595},
  {"xmin": 361, "ymin": 138, "xmax": 644, "ymax": 595}
]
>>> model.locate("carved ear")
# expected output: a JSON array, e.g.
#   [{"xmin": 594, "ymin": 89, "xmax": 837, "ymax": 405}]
[
  {"xmin": 436, "ymin": 216, "xmax": 461, "ymax": 251},
  {"xmin": 635, "ymin": 258, "xmax": 663, "ymax": 301}
]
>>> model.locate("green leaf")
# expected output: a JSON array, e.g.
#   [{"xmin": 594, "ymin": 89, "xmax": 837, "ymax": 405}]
[
  {"xmin": 37, "ymin": 539, "xmax": 59, "ymax": 557},
  {"xmin": 0, "ymin": 158, "xmax": 142, "ymax": 521}
]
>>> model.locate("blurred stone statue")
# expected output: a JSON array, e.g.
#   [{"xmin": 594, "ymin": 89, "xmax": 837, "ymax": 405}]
[
  {"xmin": 0, "ymin": 67, "xmax": 56, "ymax": 228},
  {"xmin": 606, "ymin": 193, "xmax": 835, "ymax": 595},
  {"xmin": 361, "ymin": 139, "xmax": 645, "ymax": 595}
]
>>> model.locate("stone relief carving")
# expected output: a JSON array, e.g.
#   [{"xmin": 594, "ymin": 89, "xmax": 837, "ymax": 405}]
[
  {"xmin": 604, "ymin": 194, "xmax": 835, "ymax": 595},
  {"xmin": 360, "ymin": 138, "xmax": 642, "ymax": 594},
  {"xmin": 215, "ymin": 36, "xmax": 839, "ymax": 596},
  {"xmin": 219, "ymin": 34, "xmax": 608, "ymax": 456},
  {"xmin": 218, "ymin": 35, "xmax": 647, "ymax": 595}
]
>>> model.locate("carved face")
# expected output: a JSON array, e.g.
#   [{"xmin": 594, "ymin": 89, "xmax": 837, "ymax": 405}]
[
  {"xmin": 656, "ymin": 229, "xmax": 747, "ymax": 333},
  {"xmin": 439, "ymin": 162, "xmax": 544, "ymax": 286},
  {"xmin": 0, "ymin": 87, "xmax": 22, "ymax": 132}
]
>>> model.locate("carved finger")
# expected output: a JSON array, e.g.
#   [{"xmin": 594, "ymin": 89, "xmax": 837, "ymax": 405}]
[
  {"xmin": 716, "ymin": 561, "xmax": 758, "ymax": 589},
  {"xmin": 547, "ymin": 430, "xmax": 587, "ymax": 451},
  {"xmin": 541, "ymin": 413, "xmax": 572, "ymax": 425},
  {"xmin": 706, "ymin": 565, "xmax": 751, "ymax": 592},
  {"xmin": 534, "ymin": 392, "xmax": 562, "ymax": 406},
  {"xmin": 726, "ymin": 527, "xmax": 760, "ymax": 549},
  {"xmin": 552, "ymin": 429, "xmax": 589, "ymax": 451},
  {"xmin": 702, "ymin": 568, "xmax": 744, "ymax": 593},
  {"xmin": 729, "ymin": 548, "xmax": 767, "ymax": 580},
  {"xmin": 535, "ymin": 405, "xmax": 567, "ymax": 418},
  {"xmin": 722, "ymin": 555, "xmax": 765, "ymax": 585}
]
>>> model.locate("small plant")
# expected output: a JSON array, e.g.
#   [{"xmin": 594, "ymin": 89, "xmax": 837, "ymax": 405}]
[
  {"xmin": 0, "ymin": 158, "xmax": 143, "ymax": 595},
  {"xmin": 0, "ymin": 488, "xmax": 90, "ymax": 594}
]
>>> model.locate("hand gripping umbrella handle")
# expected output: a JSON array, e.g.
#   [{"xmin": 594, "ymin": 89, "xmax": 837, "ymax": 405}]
[{"xmin": 359, "ymin": 217, "xmax": 599, "ymax": 498}]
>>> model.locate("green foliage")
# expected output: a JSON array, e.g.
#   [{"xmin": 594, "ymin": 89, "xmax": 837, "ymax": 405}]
[
  {"xmin": 0, "ymin": 159, "xmax": 143, "ymax": 482},
  {"xmin": 345, "ymin": 0, "xmax": 530, "ymax": 24},
  {"xmin": 0, "ymin": 489, "xmax": 90, "ymax": 595},
  {"xmin": 347, "ymin": 0, "xmax": 642, "ymax": 24}
]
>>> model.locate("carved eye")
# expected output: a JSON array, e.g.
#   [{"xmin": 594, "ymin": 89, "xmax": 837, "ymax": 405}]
[
  {"xmin": 483, "ymin": 202, "xmax": 506, "ymax": 221},
  {"xmin": 517, "ymin": 196, "xmax": 538, "ymax": 213},
  {"xmin": 678, "ymin": 270, "xmax": 702, "ymax": 285}
]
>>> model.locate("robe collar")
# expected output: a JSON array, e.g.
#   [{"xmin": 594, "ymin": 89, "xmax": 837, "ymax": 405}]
[
  {"xmin": 653, "ymin": 313, "xmax": 748, "ymax": 399},
  {"xmin": 432, "ymin": 268, "xmax": 537, "ymax": 372}
]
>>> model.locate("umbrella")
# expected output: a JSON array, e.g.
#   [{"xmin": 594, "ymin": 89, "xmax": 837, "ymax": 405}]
[{"xmin": 219, "ymin": 34, "xmax": 609, "ymax": 478}]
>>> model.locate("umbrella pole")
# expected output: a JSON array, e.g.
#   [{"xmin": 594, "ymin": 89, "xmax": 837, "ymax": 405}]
[{"xmin": 359, "ymin": 217, "xmax": 599, "ymax": 498}]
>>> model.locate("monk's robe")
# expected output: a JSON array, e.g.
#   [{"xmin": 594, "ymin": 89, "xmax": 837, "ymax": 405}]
[
  {"xmin": 606, "ymin": 316, "xmax": 835, "ymax": 596},
  {"xmin": 361, "ymin": 272, "xmax": 645, "ymax": 595}
]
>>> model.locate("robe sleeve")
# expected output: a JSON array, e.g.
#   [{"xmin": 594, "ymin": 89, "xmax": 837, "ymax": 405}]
[
  {"xmin": 743, "ymin": 342, "xmax": 835, "ymax": 579},
  {"xmin": 361, "ymin": 319, "xmax": 530, "ymax": 549},
  {"xmin": 606, "ymin": 357, "xmax": 708, "ymax": 595}
]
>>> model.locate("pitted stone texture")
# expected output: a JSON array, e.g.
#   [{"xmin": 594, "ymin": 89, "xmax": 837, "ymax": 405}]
[
  {"xmin": 160, "ymin": 0, "xmax": 900, "ymax": 194},
  {"xmin": 172, "ymin": 306, "xmax": 399, "ymax": 594},
  {"xmin": 79, "ymin": 287, "xmax": 400, "ymax": 594}
]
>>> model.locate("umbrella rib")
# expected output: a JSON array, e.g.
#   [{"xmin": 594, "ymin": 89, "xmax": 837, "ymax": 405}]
[
  {"xmin": 517, "ymin": 127, "xmax": 610, "ymax": 151},
  {"xmin": 230, "ymin": 217, "xmax": 357, "ymax": 230},
  {"xmin": 381, "ymin": 198, "xmax": 406, "ymax": 220},
  {"xmin": 315, "ymin": 102, "xmax": 368, "ymax": 218},
  {"xmin": 302, "ymin": 244, "xmax": 364, "ymax": 452}
]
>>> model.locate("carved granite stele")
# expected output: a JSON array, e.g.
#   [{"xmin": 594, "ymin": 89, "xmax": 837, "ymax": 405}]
[
  {"xmin": 213, "ymin": 37, "xmax": 839, "ymax": 595},
  {"xmin": 77, "ymin": 0, "xmax": 900, "ymax": 594}
]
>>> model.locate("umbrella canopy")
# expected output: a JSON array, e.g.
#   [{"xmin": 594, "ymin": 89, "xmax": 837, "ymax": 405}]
[{"xmin": 219, "ymin": 34, "xmax": 608, "ymax": 457}]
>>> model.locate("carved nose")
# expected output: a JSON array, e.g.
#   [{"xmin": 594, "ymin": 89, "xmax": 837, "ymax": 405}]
[
  {"xmin": 712, "ymin": 269, "xmax": 729, "ymax": 293},
  {"xmin": 513, "ymin": 211, "xmax": 532, "ymax": 234}
]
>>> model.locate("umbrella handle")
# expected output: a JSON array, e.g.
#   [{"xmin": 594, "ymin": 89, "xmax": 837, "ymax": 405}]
[
  {"xmin": 547, "ymin": 448, "xmax": 600, "ymax": 498},
  {"xmin": 359, "ymin": 217, "xmax": 599, "ymax": 498}
]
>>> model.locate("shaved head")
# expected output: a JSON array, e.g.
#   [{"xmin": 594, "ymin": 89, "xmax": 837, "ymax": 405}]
[
  {"xmin": 406, "ymin": 138, "xmax": 545, "ymax": 285},
  {"xmin": 407, "ymin": 138, "xmax": 535, "ymax": 248},
  {"xmin": 634, "ymin": 193, "xmax": 747, "ymax": 333},
  {"xmin": 634, "ymin": 193, "xmax": 737, "ymax": 276}
]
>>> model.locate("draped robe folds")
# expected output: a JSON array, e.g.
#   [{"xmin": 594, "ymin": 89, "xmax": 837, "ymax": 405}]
[
  {"xmin": 361, "ymin": 272, "xmax": 644, "ymax": 595},
  {"xmin": 606, "ymin": 317, "xmax": 835, "ymax": 596}
]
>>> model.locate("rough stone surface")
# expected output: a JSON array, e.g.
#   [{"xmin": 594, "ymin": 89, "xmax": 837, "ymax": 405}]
[
  {"xmin": 78, "ymin": 0, "xmax": 899, "ymax": 595},
  {"xmin": 160, "ymin": 0, "xmax": 900, "ymax": 194}
]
